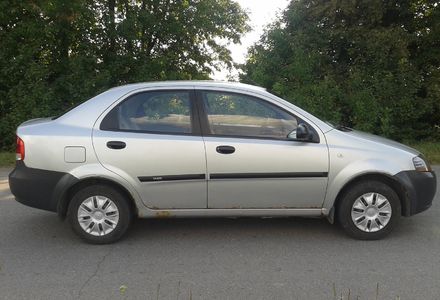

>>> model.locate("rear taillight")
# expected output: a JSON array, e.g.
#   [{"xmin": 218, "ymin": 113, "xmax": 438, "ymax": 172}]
[{"xmin": 16, "ymin": 136, "xmax": 25, "ymax": 161}]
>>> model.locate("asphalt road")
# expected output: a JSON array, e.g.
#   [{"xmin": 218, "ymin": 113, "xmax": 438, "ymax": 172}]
[{"xmin": 0, "ymin": 167, "xmax": 439, "ymax": 300}]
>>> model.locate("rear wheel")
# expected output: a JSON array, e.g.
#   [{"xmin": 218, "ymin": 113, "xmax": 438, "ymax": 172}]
[
  {"xmin": 337, "ymin": 180, "xmax": 401, "ymax": 240},
  {"xmin": 67, "ymin": 185, "xmax": 132, "ymax": 244}
]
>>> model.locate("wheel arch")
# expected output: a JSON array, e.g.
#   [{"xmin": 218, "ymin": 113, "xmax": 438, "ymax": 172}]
[
  {"xmin": 57, "ymin": 176, "xmax": 139, "ymax": 219},
  {"xmin": 332, "ymin": 172, "xmax": 410, "ymax": 218}
]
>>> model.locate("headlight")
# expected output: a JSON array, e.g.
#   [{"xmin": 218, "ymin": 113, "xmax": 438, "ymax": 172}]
[{"xmin": 413, "ymin": 155, "xmax": 431, "ymax": 172}]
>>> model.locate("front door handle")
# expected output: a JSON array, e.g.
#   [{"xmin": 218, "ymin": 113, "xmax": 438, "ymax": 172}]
[
  {"xmin": 107, "ymin": 141, "xmax": 126, "ymax": 150},
  {"xmin": 216, "ymin": 145, "xmax": 235, "ymax": 154}
]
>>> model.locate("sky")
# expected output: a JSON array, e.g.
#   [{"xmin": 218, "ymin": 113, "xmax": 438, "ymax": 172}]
[{"xmin": 212, "ymin": 0, "xmax": 290, "ymax": 81}]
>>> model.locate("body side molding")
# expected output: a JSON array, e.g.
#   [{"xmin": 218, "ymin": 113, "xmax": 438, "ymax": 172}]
[
  {"xmin": 138, "ymin": 174, "xmax": 206, "ymax": 182},
  {"xmin": 210, "ymin": 172, "xmax": 328, "ymax": 180}
]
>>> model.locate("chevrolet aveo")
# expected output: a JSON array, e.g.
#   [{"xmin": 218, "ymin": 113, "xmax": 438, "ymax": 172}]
[{"xmin": 9, "ymin": 81, "xmax": 436, "ymax": 243}]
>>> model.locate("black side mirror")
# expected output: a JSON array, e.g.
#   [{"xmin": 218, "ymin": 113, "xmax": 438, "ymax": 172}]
[{"xmin": 288, "ymin": 123, "xmax": 311, "ymax": 141}]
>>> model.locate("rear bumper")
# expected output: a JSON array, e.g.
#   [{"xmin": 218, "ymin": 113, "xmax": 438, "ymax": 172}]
[
  {"xmin": 393, "ymin": 170, "xmax": 437, "ymax": 216},
  {"xmin": 8, "ymin": 161, "xmax": 77, "ymax": 213}
]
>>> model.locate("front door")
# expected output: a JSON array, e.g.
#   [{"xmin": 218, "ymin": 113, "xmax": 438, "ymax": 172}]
[
  {"xmin": 93, "ymin": 89, "xmax": 207, "ymax": 209},
  {"xmin": 197, "ymin": 90, "xmax": 329, "ymax": 209}
]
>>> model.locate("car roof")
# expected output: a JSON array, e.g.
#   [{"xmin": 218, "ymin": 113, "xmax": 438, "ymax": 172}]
[{"xmin": 108, "ymin": 80, "xmax": 267, "ymax": 93}]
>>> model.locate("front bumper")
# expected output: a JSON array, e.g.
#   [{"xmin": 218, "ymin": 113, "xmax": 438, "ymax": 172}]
[
  {"xmin": 9, "ymin": 161, "xmax": 77, "ymax": 213},
  {"xmin": 394, "ymin": 170, "xmax": 437, "ymax": 216}
]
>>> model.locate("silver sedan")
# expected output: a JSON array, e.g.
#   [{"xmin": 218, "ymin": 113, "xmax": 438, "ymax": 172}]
[{"xmin": 9, "ymin": 81, "xmax": 437, "ymax": 243}]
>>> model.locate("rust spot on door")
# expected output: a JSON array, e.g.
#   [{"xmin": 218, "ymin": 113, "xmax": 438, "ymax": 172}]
[{"xmin": 155, "ymin": 211, "xmax": 171, "ymax": 218}]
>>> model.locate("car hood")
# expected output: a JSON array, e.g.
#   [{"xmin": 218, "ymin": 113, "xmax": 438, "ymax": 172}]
[{"xmin": 342, "ymin": 129, "xmax": 420, "ymax": 156}]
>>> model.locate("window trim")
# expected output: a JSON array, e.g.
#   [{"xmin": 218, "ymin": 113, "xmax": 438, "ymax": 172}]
[
  {"xmin": 100, "ymin": 89, "xmax": 202, "ymax": 136},
  {"xmin": 195, "ymin": 90, "xmax": 320, "ymax": 143}
]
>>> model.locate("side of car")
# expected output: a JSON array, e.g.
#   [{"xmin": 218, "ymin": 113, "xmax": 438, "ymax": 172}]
[
  {"xmin": 9, "ymin": 82, "xmax": 436, "ymax": 243},
  {"xmin": 92, "ymin": 86, "xmax": 329, "ymax": 212}
]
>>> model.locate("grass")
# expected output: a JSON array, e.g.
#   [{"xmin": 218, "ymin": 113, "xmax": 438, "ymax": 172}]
[
  {"xmin": 408, "ymin": 141, "xmax": 440, "ymax": 164},
  {"xmin": 0, "ymin": 152, "xmax": 15, "ymax": 167}
]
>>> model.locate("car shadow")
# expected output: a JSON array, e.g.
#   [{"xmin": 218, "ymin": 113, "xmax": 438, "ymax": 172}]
[
  {"xmin": 6, "ymin": 207, "xmax": 424, "ymax": 247},
  {"xmin": 128, "ymin": 216, "xmax": 345, "ymax": 241}
]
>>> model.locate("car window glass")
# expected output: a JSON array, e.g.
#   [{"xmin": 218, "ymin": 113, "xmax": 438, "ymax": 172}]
[
  {"xmin": 202, "ymin": 91, "xmax": 298, "ymax": 139},
  {"xmin": 113, "ymin": 91, "xmax": 192, "ymax": 134}
]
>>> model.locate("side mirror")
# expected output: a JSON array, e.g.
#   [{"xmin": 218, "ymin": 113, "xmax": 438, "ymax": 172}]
[{"xmin": 288, "ymin": 123, "xmax": 311, "ymax": 141}]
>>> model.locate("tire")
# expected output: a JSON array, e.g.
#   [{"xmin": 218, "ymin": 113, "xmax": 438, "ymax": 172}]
[
  {"xmin": 336, "ymin": 180, "xmax": 401, "ymax": 240},
  {"xmin": 67, "ymin": 184, "xmax": 132, "ymax": 244}
]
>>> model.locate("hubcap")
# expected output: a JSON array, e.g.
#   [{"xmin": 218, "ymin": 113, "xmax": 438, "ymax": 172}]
[
  {"xmin": 77, "ymin": 196, "xmax": 119, "ymax": 236},
  {"xmin": 351, "ymin": 192, "xmax": 392, "ymax": 233}
]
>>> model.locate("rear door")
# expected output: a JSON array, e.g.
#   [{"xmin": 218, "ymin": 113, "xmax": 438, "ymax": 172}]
[
  {"xmin": 197, "ymin": 89, "xmax": 329, "ymax": 209},
  {"xmin": 93, "ymin": 88, "xmax": 207, "ymax": 209}
]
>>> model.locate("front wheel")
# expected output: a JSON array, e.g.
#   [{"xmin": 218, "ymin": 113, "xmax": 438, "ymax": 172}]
[
  {"xmin": 337, "ymin": 180, "xmax": 401, "ymax": 240},
  {"xmin": 67, "ymin": 184, "xmax": 132, "ymax": 244}
]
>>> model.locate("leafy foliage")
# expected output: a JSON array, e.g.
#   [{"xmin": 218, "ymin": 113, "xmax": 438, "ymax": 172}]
[
  {"xmin": 241, "ymin": 0, "xmax": 440, "ymax": 141},
  {"xmin": 0, "ymin": 0, "xmax": 249, "ymax": 150}
]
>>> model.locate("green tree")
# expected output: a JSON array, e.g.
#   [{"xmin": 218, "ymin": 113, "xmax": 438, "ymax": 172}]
[
  {"xmin": 0, "ymin": 0, "xmax": 249, "ymax": 150},
  {"xmin": 241, "ymin": 0, "xmax": 440, "ymax": 141}
]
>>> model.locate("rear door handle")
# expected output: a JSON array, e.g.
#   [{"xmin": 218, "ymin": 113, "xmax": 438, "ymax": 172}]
[
  {"xmin": 216, "ymin": 145, "xmax": 235, "ymax": 154},
  {"xmin": 107, "ymin": 141, "xmax": 126, "ymax": 150}
]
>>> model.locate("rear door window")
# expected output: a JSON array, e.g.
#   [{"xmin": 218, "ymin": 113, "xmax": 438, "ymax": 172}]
[{"xmin": 101, "ymin": 91, "xmax": 194, "ymax": 134}]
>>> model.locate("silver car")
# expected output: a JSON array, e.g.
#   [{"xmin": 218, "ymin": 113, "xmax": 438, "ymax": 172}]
[{"xmin": 9, "ymin": 81, "xmax": 436, "ymax": 243}]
